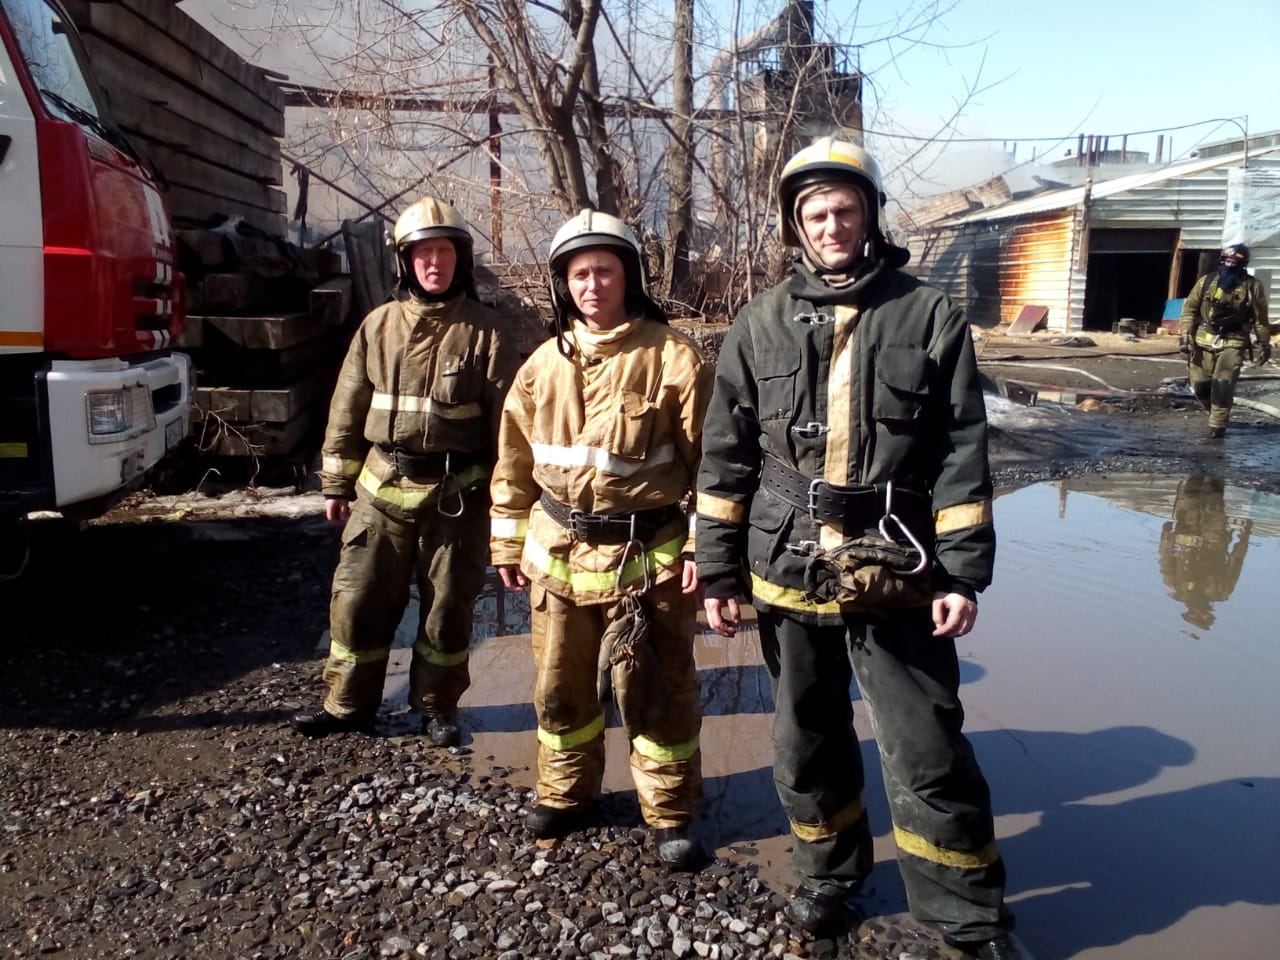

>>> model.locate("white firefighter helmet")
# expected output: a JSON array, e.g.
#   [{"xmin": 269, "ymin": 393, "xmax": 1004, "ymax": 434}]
[
  {"xmin": 777, "ymin": 137, "xmax": 891, "ymax": 249},
  {"xmin": 392, "ymin": 197, "xmax": 474, "ymax": 296},
  {"xmin": 549, "ymin": 209, "xmax": 644, "ymax": 280},
  {"xmin": 546, "ymin": 209, "xmax": 666, "ymax": 355}
]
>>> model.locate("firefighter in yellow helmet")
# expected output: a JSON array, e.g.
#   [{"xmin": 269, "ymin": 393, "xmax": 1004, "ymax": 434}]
[
  {"xmin": 489, "ymin": 210, "xmax": 712, "ymax": 868},
  {"xmin": 697, "ymin": 138, "xmax": 1033, "ymax": 958},
  {"xmin": 294, "ymin": 197, "xmax": 519, "ymax": 744},
  {"xmin": 1178, "ymin": 243, "xmax": 1271, "ymax": 439}
]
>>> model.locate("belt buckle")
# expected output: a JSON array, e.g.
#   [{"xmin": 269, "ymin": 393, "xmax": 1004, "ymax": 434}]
[
  {"xmin": 806, "ymin": 478, "xmax": 826, "ymax": 522},
  {"xmin": 568, "ymin": 509, "xmax": 604, "ymax": 540},
  {"xmin": 388, "ymin": 447, "xmax": 409, "ymax": 475}
]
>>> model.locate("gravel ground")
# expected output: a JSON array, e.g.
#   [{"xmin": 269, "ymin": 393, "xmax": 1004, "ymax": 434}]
[
  {"xmin": 2, "ymin": 338, "xmax": 1277, "ymax": 959},
  {"xmin": 0, "ymin": 516, "xmax": 963, "ymax": 960}
]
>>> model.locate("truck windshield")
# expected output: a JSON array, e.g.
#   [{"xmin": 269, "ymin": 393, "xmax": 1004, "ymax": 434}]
[{"xmin": 2, "ymin": 0, "xmax": 103, "ymax": 132}]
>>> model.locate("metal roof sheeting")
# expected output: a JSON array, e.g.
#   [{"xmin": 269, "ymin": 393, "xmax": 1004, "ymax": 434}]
[{"xmin": 933, "ymin": 146, "xmax": 1280, "ymax": 226}]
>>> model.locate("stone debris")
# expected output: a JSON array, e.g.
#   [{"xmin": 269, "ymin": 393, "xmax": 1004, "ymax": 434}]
[{"xmin": 1, "ymin": 511, "xmax": 987, "ymax": 959}]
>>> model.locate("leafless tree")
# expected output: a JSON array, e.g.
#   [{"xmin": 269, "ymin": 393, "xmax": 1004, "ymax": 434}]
[{"xmin": 205, "ymin": 0, "xmax": 992, "ymax": 316}]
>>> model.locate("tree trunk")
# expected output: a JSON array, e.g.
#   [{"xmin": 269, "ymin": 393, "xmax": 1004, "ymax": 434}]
[{"xmin": 663, "ymin": 0, "xmax": 695, "ymax": 308}]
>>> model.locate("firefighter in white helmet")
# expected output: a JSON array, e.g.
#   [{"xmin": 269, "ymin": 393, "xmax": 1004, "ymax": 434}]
[
  {"xmin": 489, "ymin": 210, "xmax": 711, "ymax": 869},
  {"xmin": 294, "ymin": 197, "xmax": 519, "ymax": 745},
  {"xmin": 696, "ymin": 138, "xmax": 1033, "ymax": 958}
]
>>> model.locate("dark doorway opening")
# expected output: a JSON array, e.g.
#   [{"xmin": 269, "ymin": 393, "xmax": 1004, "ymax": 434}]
[
  {"xmin": 1175, "ymin": 249, "xmax": 1217, "ymax": 297},
  {"xmin": 1083, "ymin": 228, "xmax": 1178, "ymax": 331}
]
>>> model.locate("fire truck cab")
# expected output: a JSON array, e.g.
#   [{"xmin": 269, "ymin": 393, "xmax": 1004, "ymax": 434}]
[{"xmin": 0, "ymin": 0, "xmax": 191, "ymax": 540}]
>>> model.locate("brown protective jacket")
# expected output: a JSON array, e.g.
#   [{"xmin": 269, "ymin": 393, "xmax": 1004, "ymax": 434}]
[
  {"xmin": 320, "ymin": 292, "xmax": 519, "ymax": 516},
  {"xmin": 489, "ymin": 317, "xmax": 711, "ymax": 604},
  {"xmin": 1180, "ymin": 273, "xmax": 1270, "ymax": 349}
]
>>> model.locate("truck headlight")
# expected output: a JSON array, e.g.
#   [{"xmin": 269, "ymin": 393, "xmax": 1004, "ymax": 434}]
[{"xmin": 87, "ymin": 390, "xmax": 132, "ymax": 436}]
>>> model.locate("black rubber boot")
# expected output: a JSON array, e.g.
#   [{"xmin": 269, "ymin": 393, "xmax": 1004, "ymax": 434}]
[
  {"xmin": 786, "ymin": 887, "xmax": 859, "ymax": 936},
  {"xmin": 654, "ymin": 825, "xmax": 702, "ymax": 870},
  {"xmin": 291, "ymin": 708, "xmax": 373, "ymax": 738},
  {"xmin": 525, "ymin": 804, "xmax": 586, "ymax": 839},
  {"xmin": 953, "ymin": 931, "xmax": 1036, "ymax": 960},
  {"xmin": 422, "ymin": 714, "xmax": 461, "ymax": 747}
]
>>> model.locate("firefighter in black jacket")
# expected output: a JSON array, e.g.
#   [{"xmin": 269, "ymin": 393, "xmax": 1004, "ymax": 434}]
[{"xmin": 696, "ymin": 138, "xmax": 1031, "ymax": 960}]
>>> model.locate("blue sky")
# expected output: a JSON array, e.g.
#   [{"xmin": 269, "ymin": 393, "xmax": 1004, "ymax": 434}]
[{"xmin": 813, "ymin": 0, "xmax": 1280, "ymax": 164}]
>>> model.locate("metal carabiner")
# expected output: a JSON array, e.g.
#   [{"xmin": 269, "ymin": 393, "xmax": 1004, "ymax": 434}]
[
  {"xmin": 616, "ymin": 513, "xmax": 652, "ymax": 596},
  {"xmin": 436, "ymin": 451, "xmax": 465, "ymax": 518},
  {"xmin": 878, "ymin": 481, "xmax": 929, "ymax": 575}
]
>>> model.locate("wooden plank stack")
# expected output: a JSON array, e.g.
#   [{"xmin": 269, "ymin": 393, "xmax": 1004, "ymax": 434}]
[
  {"xmin": 175, "ymin": 226, "xmax": 366, "ymax": 460},
  {"xmin": 64, "ymin": 0, "xmax": 390, "ymax": 465},
  {"xmin": 66, "ymin": 0, "xmax": 287, "ymax": 236}
]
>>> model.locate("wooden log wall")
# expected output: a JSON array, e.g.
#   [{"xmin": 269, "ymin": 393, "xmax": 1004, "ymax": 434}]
[{"xmin": 67, "ymin": 0, "xmax": 287, "ymax": 237}]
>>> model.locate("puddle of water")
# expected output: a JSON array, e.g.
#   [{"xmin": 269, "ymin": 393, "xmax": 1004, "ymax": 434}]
[{"xmin": 367, "ymin": 474, "xmax": 1280, "ymax": 960}]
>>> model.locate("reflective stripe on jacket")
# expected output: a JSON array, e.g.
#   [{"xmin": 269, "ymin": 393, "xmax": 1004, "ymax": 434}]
[
  {"xmin": 490, "ymin": 317, "xmax": 711, "ymax": 605},
  {"xmin": 319, "ymin": 291, "xmax": 518, "ymax": 514},
  {"xmin": 696, "ymin": 265, "xmax": 995, "ymax": 624}
]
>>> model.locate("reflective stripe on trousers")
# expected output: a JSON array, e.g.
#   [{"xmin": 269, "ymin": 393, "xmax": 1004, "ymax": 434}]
[
  {"xmin": 323, "ymin": 492, "xmax": 488, "ymax": 719},
  {"xmin": 528, "ymin": 577, "xmax": 702, "ymax": 827},
  {"xmin": 758, "ymin": 607, "xmax": 1011, "ymax": 942}
]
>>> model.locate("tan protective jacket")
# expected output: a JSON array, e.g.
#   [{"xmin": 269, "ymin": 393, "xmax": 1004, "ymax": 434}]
[
  {"xmin": 320, "ymin": 292, "xmax": 518, "ymax": 516},
  {"xmin": 490, "ymin": 317, "xmax": 711, "ymax": 604}
]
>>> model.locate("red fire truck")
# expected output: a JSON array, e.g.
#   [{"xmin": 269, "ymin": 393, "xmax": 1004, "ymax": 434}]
[{"xmin": 1, "ymin": 0, "xmax": 191, "ymax": 567}]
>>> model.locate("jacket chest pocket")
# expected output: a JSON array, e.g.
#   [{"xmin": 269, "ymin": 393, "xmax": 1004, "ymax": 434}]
[
  {"xmin": 756, "ymin": 353, "xmax": 800, "ymax": 422},
  {"xmin": 873, "ymin": 346, "xmax": 931, "ymax": 426},
  {"xmin": 430, "ymin": 352, "xmax": 483, "ymax": 406},
  {"xmin": 612, "ymin": 389, "xmax": 658, "ymax": 461}
]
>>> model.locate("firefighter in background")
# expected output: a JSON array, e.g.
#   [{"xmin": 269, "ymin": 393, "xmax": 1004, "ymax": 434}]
[
  {"xmin": 1179, "ymin": 243, "xmax": 1271, "ymax": 439},
  {"xmin": 489, "ymin": 211, "xmax": 711, "ymax": 869},
  {"xmin": 1159, "ymin": 475, "xmax": 1251, "ymax": 630},
  {"xmin": 293, "ymin": 198, "xmax": 519, "ymax": 745},
  {"xmin": 696, "ymin": 138, "xmax": 1032, "ymax": 959}
]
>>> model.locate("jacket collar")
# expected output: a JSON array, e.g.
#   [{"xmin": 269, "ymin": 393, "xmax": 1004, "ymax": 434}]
[
  {"xmin": 785, "ymin": 257, "xmax": 892, "ymax": 306},
  {"xmin": 571, "ymin": 316, "xmax": 642, "ymax": 360},
  {"xmin": 396, "ymin": 289, "xmax": 465, "ymax": 322}
]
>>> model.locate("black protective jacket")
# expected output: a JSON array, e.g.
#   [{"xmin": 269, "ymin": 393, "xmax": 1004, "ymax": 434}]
[{"xmin": 695, "ymin": 260, "xmax": 995, "ymax": 624}]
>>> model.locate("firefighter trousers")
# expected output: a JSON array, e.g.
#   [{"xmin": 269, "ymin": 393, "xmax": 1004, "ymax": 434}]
[
  {"xmin": 322, "ymin": 491, "xmax": 488, "ymax": 721},
  {"xmin": 529, "ymin": 577, "xmax": 702, "ymax": 828},
  {"xmin": 1188, "ymin": 343, "xmax": 1246, "ymax": 429},
  {"xmin": 758, "ymin": 606, "xmax": 1012, "ymax": 943}
]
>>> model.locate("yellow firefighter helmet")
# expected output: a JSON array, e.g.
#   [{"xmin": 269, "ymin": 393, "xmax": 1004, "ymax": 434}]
[
  {"xmin": 777, "ymin": 137, "xmax": 892, "ymax": 249},
  {"xmin": 392, "ymin": 197, "xmax": 475, "ymax": 296}
]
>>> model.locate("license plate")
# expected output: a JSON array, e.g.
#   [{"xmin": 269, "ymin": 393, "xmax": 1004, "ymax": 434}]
[{"xmin": 165, "ymin": 417, "xmax": 185, "ymax": 450}]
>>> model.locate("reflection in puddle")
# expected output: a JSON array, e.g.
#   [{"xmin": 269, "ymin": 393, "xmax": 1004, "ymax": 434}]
[
  {"xmin": 1159, "ymin": 476, "xmax": 1255, "ymax": 629},
  {"xmin": 372, "ymin": 475, "xmax": 1280, "ymax": 960}
]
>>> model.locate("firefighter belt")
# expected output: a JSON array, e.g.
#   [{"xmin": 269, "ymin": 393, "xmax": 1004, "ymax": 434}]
[{"xmin": 762, "ymin": 456, "xmax": 934, "ymax": 606}]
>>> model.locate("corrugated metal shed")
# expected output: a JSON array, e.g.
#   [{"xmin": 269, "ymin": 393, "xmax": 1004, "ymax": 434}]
[
  {"xmin": 912, "ymin": 210, "xmax": 1080, "ymax": 328},
  {"xmin": 909, "ymin": 147, "xmax": 1280, "ymax": 333}
]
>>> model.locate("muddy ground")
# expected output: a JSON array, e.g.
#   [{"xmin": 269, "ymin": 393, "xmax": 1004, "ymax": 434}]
[{"xmin": 1, "ymin": 330, "xmax": 1277, "ymax": 960}]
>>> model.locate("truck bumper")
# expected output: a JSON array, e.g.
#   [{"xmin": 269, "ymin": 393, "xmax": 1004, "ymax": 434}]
[{"xmin": 44, "ymin": 352, "xmax": 193, "ymax": 509}]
